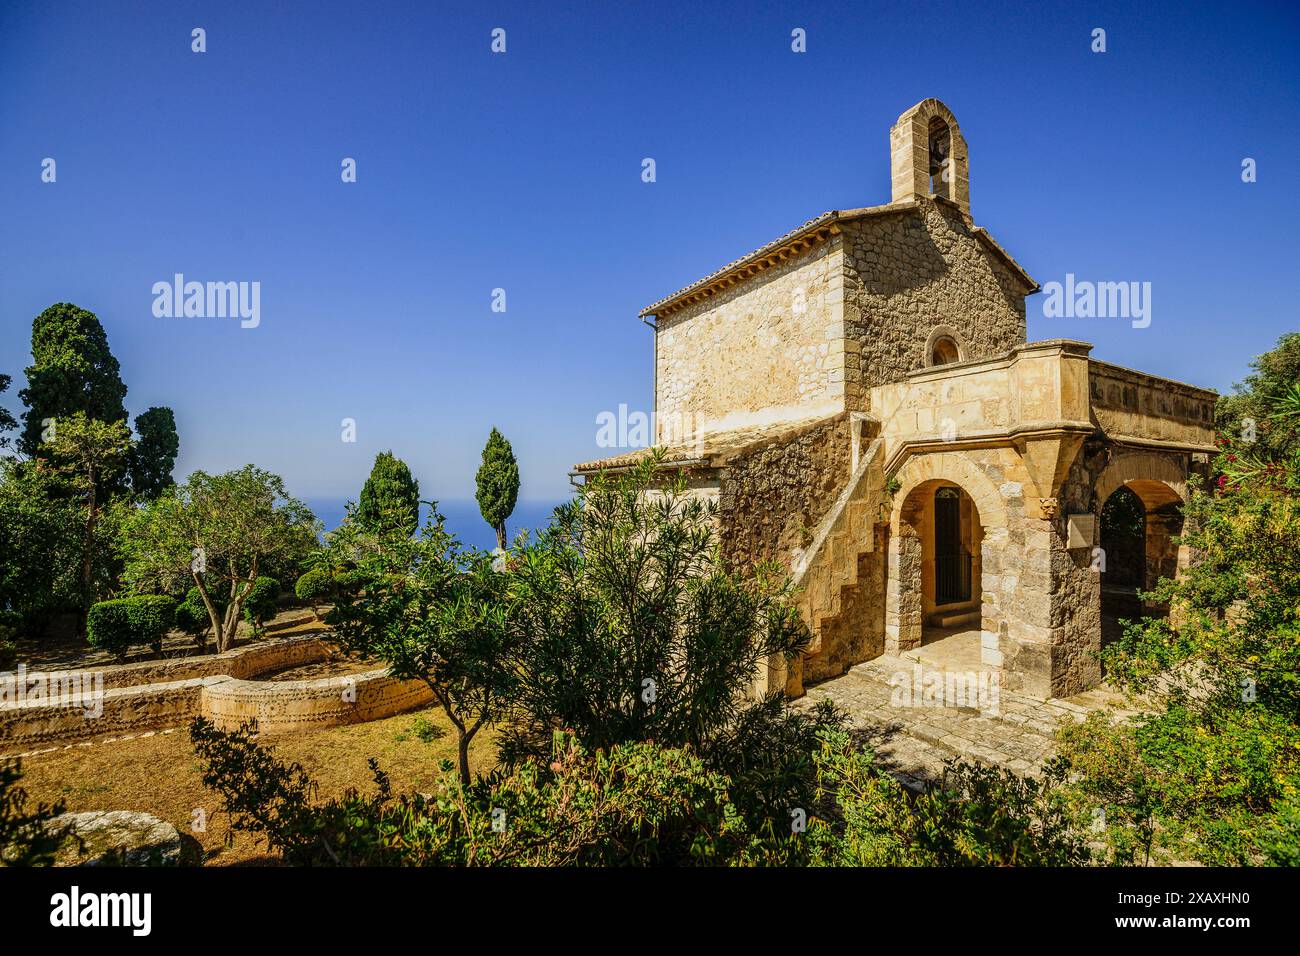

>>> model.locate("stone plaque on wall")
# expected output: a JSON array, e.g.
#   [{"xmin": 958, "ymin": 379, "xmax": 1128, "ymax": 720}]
[{"xmin": 1066, "ymin": 513, "xmax": 1096, "ymax": 550}]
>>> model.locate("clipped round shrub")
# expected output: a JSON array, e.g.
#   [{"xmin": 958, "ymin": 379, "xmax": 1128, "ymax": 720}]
[
  {"xmin": 174, "ymin": 598, "xmax": 210, "ymax": 637},
  {"xmin": 87, "ymin": 595, "xmax": 178, "ymax": 658},
  {"xmin": 332, "ymin": 567, "xmax": 367, "ymax": 597},
  {"xmin": 175, "ymin": 586, "xmax": 227, "ymax": 645},
  {"xmin": 242, "ymin": 576, "xmax": 281, "ymax": 634},
  {"xmin": 294, "ymin": 567, "xmax": 334, "ymax": 610}
]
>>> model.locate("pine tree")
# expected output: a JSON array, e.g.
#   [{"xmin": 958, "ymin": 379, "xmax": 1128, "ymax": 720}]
[
  {"xmin": 475, "ymin": 427, "xmax": 520, "ymax": 551},
  {"xmin": 356, "ymin": 451, "xmax": 420, "ymax": 538}
]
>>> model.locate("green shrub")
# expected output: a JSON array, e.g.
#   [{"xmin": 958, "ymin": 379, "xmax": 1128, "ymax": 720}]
[
  {"xmin": 174, "ymin": 585, "xmax": 228, "ymax": 650},
  {"xmin": 806, "ymin": 729, "xmax": 1091, "ymax": 866},
  {"xmin": 294, "ymin": 567, "xmax": 334, "ymax": 612},
  {"xmin": 190, "ymin": 719, "xmax": 760, "ymax": 866},
  {"xmin": 87, "ymin": 595, "xmax": 177, "ymax": 658},
  {"xmin": 331, "ymin": 567, "xmax": 366, "ymax": 597},
  {"xmin": 174, "ymin": 597, "xmax": 209, "ymax": 638},
  {"xmin": 242, "ymin": 576, "xmax": 280, "ymax": 635}
]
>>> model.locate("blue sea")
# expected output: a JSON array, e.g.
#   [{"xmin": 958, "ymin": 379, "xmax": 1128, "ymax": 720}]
[{"xmin": 303, "ymin": 498, "xmax": 566, "ymax": 552}]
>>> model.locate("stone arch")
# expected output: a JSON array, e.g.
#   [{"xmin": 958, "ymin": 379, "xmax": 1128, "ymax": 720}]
[
  {"xmin": 885, "ymin": 452, "xmax": 1007, "ymax": 660},
  {"xmin": 924, "ymin": 324, "xmax": 970, "ymax": 367},
  {"xmin": 889, "ymin": 451, "xmax": 1008, "ymax": 534},
  {"xmin": 1094, "ymin": 450, "xmax": 1188, "ymax": 511},
  {"xmin": 1094, "ymin": 450, "xmax": 1190, "ymax": 623},
  {"xmin": 890, "ymin": 98, "xmax": 971, "ymax": 215}
]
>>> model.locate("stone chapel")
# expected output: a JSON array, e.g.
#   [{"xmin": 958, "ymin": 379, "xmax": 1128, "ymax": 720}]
[{"xmin": 574, "ymin": 99, "xmax": 1217, "ymax": 700}]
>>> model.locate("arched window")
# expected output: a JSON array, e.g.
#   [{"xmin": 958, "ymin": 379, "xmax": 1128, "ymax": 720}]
[{"xmin": 931, "ymin": 336, "xmax": 960, "ymax": 366}]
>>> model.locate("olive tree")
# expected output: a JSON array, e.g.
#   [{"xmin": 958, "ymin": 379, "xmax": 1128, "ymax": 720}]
[
  {"xmin": 120, "ymin": 466, "xmax": 318, "ymax": 652},
  {"xmin": 325, "ymin": 507, "xmax": 517, "ymax": 786}
]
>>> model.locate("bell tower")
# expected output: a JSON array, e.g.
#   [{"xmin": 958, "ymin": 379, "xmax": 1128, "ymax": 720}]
[{"xmin": 889, "ymin": 98, "xmax": 970, "ymax": 216}]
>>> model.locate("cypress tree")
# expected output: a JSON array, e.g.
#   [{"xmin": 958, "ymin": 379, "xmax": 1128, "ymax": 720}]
[
  {"xmin": 356, "ymin": 451, "xmax": 420, "ymax": 538},
  {"xmin": 475, "ymin": 427, "xmax": 520, "ymax": 551}
]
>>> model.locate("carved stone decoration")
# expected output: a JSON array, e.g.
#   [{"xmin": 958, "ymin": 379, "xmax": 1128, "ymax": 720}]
[{"xmin": 1037, "ymin": 497, "xmax": 1059, "ymax": 519}]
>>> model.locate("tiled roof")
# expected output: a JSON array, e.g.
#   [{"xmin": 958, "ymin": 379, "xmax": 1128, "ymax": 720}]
[
  {"xmin": 638, "ymin": 199, "xmax": 1037, "ymax": 318},
  {"xmin": 572, "ymin": 413, "xmax": 839, "ymax": 474}
]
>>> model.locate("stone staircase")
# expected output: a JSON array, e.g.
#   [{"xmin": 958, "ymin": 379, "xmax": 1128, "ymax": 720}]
[{"xmin": 791, "ymin": 432, "xmax": 888, "ymax": 654}]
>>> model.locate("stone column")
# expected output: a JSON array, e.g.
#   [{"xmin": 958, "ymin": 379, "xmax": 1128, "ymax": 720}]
[{"xmin": 884, "ymin": 532, "xmax": 923, "ymax": 654}]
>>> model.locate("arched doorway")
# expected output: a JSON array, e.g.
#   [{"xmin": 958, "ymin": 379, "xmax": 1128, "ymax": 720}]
[
  {"xmin": 1096, "ymin": 471, "xmax": 1186, "ymax": 658},
  {"xmin": 887, "ymin": 479, "xmax": 989, "ymax": 669}
]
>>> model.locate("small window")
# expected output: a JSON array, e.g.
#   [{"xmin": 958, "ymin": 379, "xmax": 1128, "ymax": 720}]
[{"xmin": 931, "ymin": 336, "xmax": 960, "ymax": 366}]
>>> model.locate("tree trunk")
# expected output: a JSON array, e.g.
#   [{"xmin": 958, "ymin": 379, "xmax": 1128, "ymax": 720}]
[
  {"xmin": 495, "ymin": 522, "xmax": 507, "ymax": 552},
  {"xmin": 78, "ymin": 470, "xmax": 99, "ymax": 639},
  {"xmin": 192, "ymin": 574, "xmax": 225, "ymax": 654},
  {"xmin": 457, "ymin": 733, "xmax": 472, "ymax": 788}
]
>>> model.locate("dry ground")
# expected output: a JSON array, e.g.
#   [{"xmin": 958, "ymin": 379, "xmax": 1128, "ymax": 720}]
[{"xmin": 8, "ymin": 705, "xmax": 497, "ymax": 865}]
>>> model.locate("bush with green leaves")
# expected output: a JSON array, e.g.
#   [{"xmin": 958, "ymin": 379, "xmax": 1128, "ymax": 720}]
[
  {"xmin": 503, "ymin": 451, "xmax": 839, "ymax": 831},
  {"xmin": 294, "ymin": 567, "xmax": 335, "ymax": 613},
  {"xmin": 1056, "ymin": 332, "xmax": 1300, "ymax": 865},
  {"xmin": 86, "ymin": 594, "xmax": 177, "ymax": 658},
  {"xmin": 241, "ymin": 576, "xmax": 281, "ymax": 635},
  {"xmin": 173, "ymin": 584, "xmax": 227, "ymax": 650},
  {"xmin": 190, "ymin": 718, "xmax": 773, "ymax": 866},
  {"xmin": 805, "ymin": 729, "xmax": 1090, "ymax": 866}
]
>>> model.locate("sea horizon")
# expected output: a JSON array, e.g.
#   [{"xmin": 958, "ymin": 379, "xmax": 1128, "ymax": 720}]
[{"xmin": 302, "ymin": 497, "xmax": 567, "ymax": 552}]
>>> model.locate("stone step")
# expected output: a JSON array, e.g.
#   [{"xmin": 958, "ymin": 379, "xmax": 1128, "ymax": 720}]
[{"xmin": 931, "ymin": 609, "xmax": 980, "ymax": 629}]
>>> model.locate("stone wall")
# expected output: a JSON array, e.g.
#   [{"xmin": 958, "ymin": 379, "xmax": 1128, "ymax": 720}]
[
  {"xmin": 717, "ymin": 414, "xmax": 853, "ymax": 569},
  {"xmin": 200, "ymin": 670, "xmax": 435, "ymax": 734},
  {"xmin": 0, "ymin": 635, "xmax": 432, "ymax": 751},
  {"xmin": 85, "ymin": 635, "xmax": 334, "ymax": 691},
  {"xmin": 655, "ymin": 240, "xmax": 846, "ymax": 437},
  {"xmin": 842, "ymin": 200, "xmax": 1028, "ymax": 397},
  {"xmin": 0, "ymin": 676, "xmax": 227, "ymax": 751}
]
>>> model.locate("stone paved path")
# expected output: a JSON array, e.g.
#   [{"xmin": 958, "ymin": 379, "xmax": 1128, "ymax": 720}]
[{"xmin": 799, "ymin": 655, "xmax": 1139, "ymax": 790}]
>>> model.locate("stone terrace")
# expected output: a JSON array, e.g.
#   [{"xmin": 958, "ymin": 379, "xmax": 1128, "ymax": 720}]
[{"xmin": 799, "ymin": 649, "xmax": 1138, "ymax": 790}]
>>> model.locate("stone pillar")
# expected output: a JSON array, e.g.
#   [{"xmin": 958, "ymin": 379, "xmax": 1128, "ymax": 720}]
[
  {"xmin": 885, "ymin": 532, "xmax": 923, "ymax": 654},
  {"xmin": 998, "ymin": 515, "xmax": 1100, "ymax": 699}
]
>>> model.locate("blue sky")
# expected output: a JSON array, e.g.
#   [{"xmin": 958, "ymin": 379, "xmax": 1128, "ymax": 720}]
[{"xmin": 2, "ymin": 0, "xmax": 1297, "ymax": 513}]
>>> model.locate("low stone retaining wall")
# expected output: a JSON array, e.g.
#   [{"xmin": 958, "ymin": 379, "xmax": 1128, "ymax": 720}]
[
  {"xmin": 87, "ymin": 635, "xmax": 334, "ymax": 691},
  {"xmin": 1, "ymin": 676, "xmax": 226, "ymax": 750},
  {"xmin": 1, "ymin": 634, "xmax": 433, "ymax": 752},
  {"xmin": 201, "ymin": 670, "xmax": 436, "ymax": 733}
]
